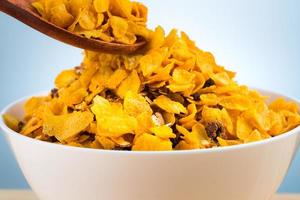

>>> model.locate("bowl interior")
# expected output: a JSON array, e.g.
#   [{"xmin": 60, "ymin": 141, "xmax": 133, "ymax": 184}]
[
  {"xmin": 0, "ymin": 88, "xmax": 299, "ymax": 154},
  {"xmin": 3, "ymin": 89, "xmax": 298, "ymax": 118}
]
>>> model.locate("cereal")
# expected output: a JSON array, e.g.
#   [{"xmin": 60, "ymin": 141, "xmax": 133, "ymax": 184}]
[
  {"xmin": 43, "ymin": 110, "xmax": 93, "ymax": 142},
  {"xmin": 32, "ymin": 0, "xmax": 151, "ymax": 45},
  {"xmin": 132, "ymin": 133, "xmax": 172, "ymax": 151},
  {"xmin": 153, "ymin": 95, "xmax": 187, "ymax": 115},
  {"xmin": 3, "ymin": 0, "xmax": 300, "ymax": 151}
]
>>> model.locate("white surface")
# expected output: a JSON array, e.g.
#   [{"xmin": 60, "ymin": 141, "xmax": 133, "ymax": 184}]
[
  {"xmin": 0, "ymin": 89, "xmax": 300, "ymax": 200},
  {"xmin": 0, "ymin": 191, "xmax": 300, "ymax": 200}
]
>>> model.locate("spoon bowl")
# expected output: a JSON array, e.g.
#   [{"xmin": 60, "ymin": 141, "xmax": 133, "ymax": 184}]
[{"xmin": 0, "ymin": 0, "xmax": 147, "ymax": 54}]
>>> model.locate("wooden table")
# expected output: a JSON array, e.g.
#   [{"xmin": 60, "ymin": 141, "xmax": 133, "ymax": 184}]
[{"xmin": 0, "ymin": 190, "xmax": 299, "ymax": 200}]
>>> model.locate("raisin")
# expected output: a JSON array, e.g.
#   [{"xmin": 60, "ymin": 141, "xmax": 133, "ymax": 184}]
[
  {"xmin": 216, "ymin": 104, "xmax": 223, "ymax": 110},
  {"xmin": 192, "ymin": 93, "xmax": 201, "ymax": 101},
  {"xmin": 50, "ymin": 88, "xmax": 59, "ymax": 98},
  {"xmin": 170, "ymin": 124, "xmax": 183, "ymax": 148},
  {"xmin": 17, "ymin": 121, "xmax": 25, "ymax": 132},
  {"xmin": 67, "ymin": 106, "xmax": 74, "ymax": 113},
  {"xmin": 158, "ymin": 87, "xmax": 170, "ymax": 95},
  {"xmin": 205, "ymin": 121, "xmax": 225, "ymax": 142},
  {"xmin": 105, "ymin": 89, "xmax": 120, "ymax": 102},
  {"xmin": 170, "ymin": 133, "xmax": 183, "ymax": 148},
  {"xmin": 123, "ymin": 134, "xmax": 135, "ymax": 143},
  {"xmin": 142, "ymin": 86, "xmax": 158, "ymax": 100},
  {"xmin": 195, "ymin": 112, "xmax": 202, "ymax": 121},
  {"xmin": 114, "ymin": 146, "xmax": 132, "ymax": 151},
  {"xmin": 48, "ymin": 136, "xmax": 58, "ymax": 143},
  {"xmin": 203, "ymin": 78, "xmax": 215, "ymax": 88}
]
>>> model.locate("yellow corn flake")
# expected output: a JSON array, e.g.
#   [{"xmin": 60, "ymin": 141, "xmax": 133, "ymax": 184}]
[
  {"xmin": 154, "ymin": 95, "xmax": 187, "ymax": 114},
  {"xmin": 2, "ymin": 114, "xmax": 21, "ymax": 132},
  {"xmin": 47, "ymin": 98, "xmax": 66, "ymax": 115},
  {"xmin": 139, "ymin": 50, "xmax": 164, "ymax": 77},
  {"xmin": 167, "ymin": 68, "xmax": 195, "ymax": 94},
  {"xmin": 43, "ymin": 110, "xmax": 93, "ymax": 142},
  {"xmin": 217, "ymin": 137, "xmax": 242, "ymax": 147},
  {"xmin": 128, "ymin": 21, "xmax": 151, "ymax": 40},
  {"xmin": 279, "ymin": 111, "xmax": 300, "ymax": 133},
  {"xmin": 132, "ymin": 133, "xmax": 172, "ymax": 151},
  {"xmin": 244, "ymin": 130, "xmax": 263, "ymax": 143},
  {"xmin": 78, "ymin": 8, "xmax": 97, "ymax": 30},
  {"xmin": 109, "ymin": 0, "xmax": 132, "ymax": 18},
  {"xmin": 79, "ymin": 65, "xmax": 98, "ymax": 87},
  {"xmin": 32, "ymin": 1, "xmax": 46, "ymax": 18},
  {"xmin": 96, "ymin": 136, "xmax": 115, "ymax": 150},
  {"xmin": 202, "ymin": 106, "xmax": 233, "ymax": 134},
  {"xmin": 209, "ymin": 72, "xmax": 231, "ymax": 86},
  {"xmin": 89, "ymin": 65, "xmax": 113, "ymax": 92},
  {"xmin": 162, "ymin": 112, "xmax": 176, "ymax": 126},
  {"xmin": 162, "ymin": 29, "xmax": 177, "ymax": 48},
  {"xmin": 68, "ymin": 0, "xmax": 91, "ymax": 16},
  {"xmin": 146, "ymin": 62, "xmax": 174, "ymax": 84},
  {"xmin": 124, "ymin": 92, "xmax": 152, "ymax": 116},
  {"xmin": 96, "ymin": 13, "xmax": 105, "ymax": 27},
  {"xmin": 106, "ymin": 68, "xmax": 128, "ymax": 89},
  {"xmin": 55, "ymin": 69, "xmax": 78, "ymax": 89},
  {"xmin": 59, "ymin": 81, "xmax": 88, "ymax": 106},
  {"xmin": 135, "ymin": 111, "xmax": 154, "ymax": 135},
  {"xmin": 110, "ymin": 16, "xmax": 137, "ymax": 44},
  {"xmin": 93, "ymin": 0, "xmax": 109, "ymax": 13},
  {"xmin": 193, "ymin": 72, "xmax": 206, "ymax": 93},
  {"xmin": 175, "ymin": 125, "xmax": 202, "ymax": 150},
  {"xmin": 24, "ymin": 97, "xmax": 46, "ymax": 117},
  {"xmin": 219, "ymin": 95, "xmax": 252, "ymax": 111},
  {"xmin": 150, "ymin": 125, "xmax": 176, "ymax": 139},
  {"xmin": 80, "ymin": 29, "xmax": 114, "ymax": 41},
  {"xmin": 199, "ymin": 93, "xmax": 220, "ymax": 106},
  {"xmin": 192, "ymin": 123, "xmax": 210, "ymax": 142},
  {"xmin": 268, "ymin": 110, "xmax": 285, "ymax": 136},
  {"xmin": 117, "ymin": 70, "xmax": 140, "ymax": 98},
  {"xmin": 91, "ymin": 96, "xmax": 138, "ymax": 137},
  {"xmin": 50, "ymin": 3, "xmax": 74, "ymax": 28},
  {"xmin": 171, "ymin": 68, "xmax": 195, "ymax": 85},
  {"xmin": 269, "ymin": 98, "xmax": 299, "ymax": 114},
  {"xmin": 130, "ymin": 2, "xmax": 147, "ymax": 23},
  {"xmin": 179, "ymin": 104, "xmax": 197, "ymax": 125},
  {"xmin": 148, "ymin": 26, "xmax": 165, "ymax": 50},
  {"xmin": 170, "ymin": 40, "xmax": 194, "ymax": 62},
  {"xmin": 236, "ymin": 116, "xmax": 253, "ymax": 140},
  {"xmin": 89, "ymin": 139, "xmax": 102, "ymax": 149},
  {"xmin": 243, "ymin": 103, "xmax": 271, "ymax": 132},
  {"xmin": 21, "ymin": 117, "xmax": 42, "ymax": 136}
]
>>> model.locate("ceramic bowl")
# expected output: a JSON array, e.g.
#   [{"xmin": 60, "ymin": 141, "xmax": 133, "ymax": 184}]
[{"xmin": 1, "ymin": 89, "xmax": 300, "ymax": 200}]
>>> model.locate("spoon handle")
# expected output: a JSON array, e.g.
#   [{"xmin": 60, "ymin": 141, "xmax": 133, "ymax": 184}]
[
  {"xmin": 0, "ymin": 1, "xmax": 17, "ymax": 15},
  {"xmin": 0, "ymin": 0, "xmax": 54, "ymax": 42},
  {"xmin": 0, "ymin": 0, "xmax": 146, "ymax": 53},
  {"xmin": 0, "ymin": 0, "xmax": 35, "ymax": 26}
]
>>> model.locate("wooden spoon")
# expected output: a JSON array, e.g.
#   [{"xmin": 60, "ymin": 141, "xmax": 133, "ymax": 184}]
[{"xmin": 0, "ymin": 0, "xmax": 147, "ymax": 54}]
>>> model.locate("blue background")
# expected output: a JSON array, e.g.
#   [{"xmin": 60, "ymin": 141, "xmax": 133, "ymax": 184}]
[{"xmin": 0, "ymin": 0, "xmax": 299, "ymax": 192}]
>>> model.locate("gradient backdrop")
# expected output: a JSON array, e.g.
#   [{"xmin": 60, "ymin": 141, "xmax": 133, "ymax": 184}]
[{"xmin": 0, "ymin": 0, "xmax": 299, "ymax": 192}]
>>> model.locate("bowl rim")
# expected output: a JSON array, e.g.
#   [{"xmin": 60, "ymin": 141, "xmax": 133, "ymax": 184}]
[{"xmin": 1, "ymin": 88, "xmax": 300, "ymax": 155}]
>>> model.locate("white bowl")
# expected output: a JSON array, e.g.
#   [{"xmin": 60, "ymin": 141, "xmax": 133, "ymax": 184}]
[{"xmin": 1, "ymin": 89, "xmax": 300, "ymax": 200}]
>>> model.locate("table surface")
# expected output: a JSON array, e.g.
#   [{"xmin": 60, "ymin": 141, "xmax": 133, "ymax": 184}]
[{"xmin": 0, "ymin": 191, "xmax": 299, "ymax": 200}]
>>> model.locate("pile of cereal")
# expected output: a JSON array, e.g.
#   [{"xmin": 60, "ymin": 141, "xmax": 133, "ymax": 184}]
[
  {"xmin": 3, "ymin": 0, "xmax": 300, "ymax": 151},
  {"xmin": 31, "ymin": 0, "xmax": 151, "ymax": 44}
]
